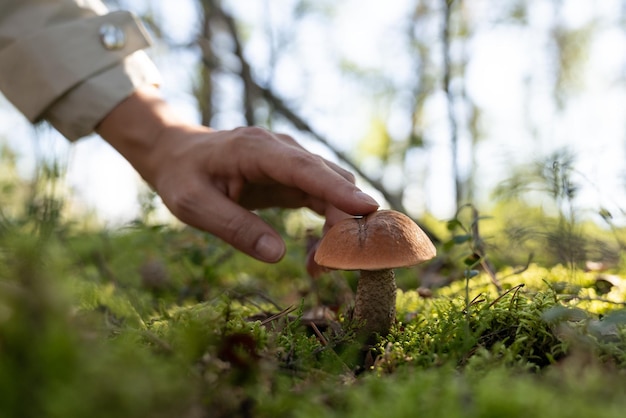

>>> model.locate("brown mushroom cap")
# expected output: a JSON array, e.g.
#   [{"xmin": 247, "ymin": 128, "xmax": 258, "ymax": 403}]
[{"xmin": 314, "ymin": 210, "xmax": 436, "ymax": 271}]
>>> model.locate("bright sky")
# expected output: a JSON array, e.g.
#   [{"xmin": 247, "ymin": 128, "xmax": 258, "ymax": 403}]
[{"xmin": 2, "ymin": 0, "xmax": 626, "ymax": 226}]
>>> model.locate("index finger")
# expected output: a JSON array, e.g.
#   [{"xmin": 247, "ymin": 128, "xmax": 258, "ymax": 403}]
[{"xmin": 258, "ymin": 146, "xmax": 379, "ymax": 215}]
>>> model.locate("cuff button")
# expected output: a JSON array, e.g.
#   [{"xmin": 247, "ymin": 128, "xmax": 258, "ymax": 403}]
[{"xmin": 99, "ymin": 23, "xmax": 126, "ymax": 50}]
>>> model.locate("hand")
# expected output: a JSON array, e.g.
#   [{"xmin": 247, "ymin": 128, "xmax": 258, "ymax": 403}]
[
  {"xmin": 97, "ymin": 87, "xmax": 379, "ymax": 266},
  {"xmin": 148, "ymin": 124, "xmax": 379, "ymax": 264}
]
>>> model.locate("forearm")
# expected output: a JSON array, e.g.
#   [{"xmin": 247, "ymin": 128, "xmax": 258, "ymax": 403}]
[{"xmin": 95, "ymin": 86, "xmax": 194, "ymax": 187}]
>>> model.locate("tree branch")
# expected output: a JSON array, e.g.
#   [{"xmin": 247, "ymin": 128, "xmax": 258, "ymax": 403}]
[
  {"xmin": 201, "ymin": 4, "xmax": 440, "ymax": 243},
  {"xmin": 443, "ymin": 0, "xmax": 461, "ymax": 210},
  {"xmin": 212, "ymin": 2, "xmax": 256, "ymax": 125}
]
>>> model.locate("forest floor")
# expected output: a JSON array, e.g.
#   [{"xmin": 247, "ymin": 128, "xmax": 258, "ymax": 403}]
[{"xmin": 2, "ymin": 209, "xmax": 626, "ymax": 418}]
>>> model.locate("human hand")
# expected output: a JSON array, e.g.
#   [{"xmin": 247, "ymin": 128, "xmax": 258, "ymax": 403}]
[
  {"xmin": 97, "ymin": 88, "xmax": 379, "ymax": 268},
  {"xmin": 148, "ymin": 124, "xmax": 379, "ymax": 264}
]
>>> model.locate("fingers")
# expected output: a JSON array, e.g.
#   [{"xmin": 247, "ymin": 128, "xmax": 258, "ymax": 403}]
[
  {"xmin": 256, "ymin": 142, "xmax": 379, "ymax": 216},
  {"xmin": 227, "ymin": 128, "xmax": 379, "ymax": 215},
  {"xmin": 154, "ymin": 126, "xmax": 379, "ymax": 264},
  {"xmin": 166, "ymin": 184, "xmax": 286, "ymax": 262}
]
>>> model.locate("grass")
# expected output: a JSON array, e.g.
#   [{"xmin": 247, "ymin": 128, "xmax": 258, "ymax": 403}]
[{"xmin": 2, "ymin": 179, "xmax": 626, "ymax": 416}]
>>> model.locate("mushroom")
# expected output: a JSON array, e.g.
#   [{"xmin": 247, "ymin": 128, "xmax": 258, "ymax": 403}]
[{"xmin": 314, "ymin": 210, "xmax": 436, "ymax": 339}]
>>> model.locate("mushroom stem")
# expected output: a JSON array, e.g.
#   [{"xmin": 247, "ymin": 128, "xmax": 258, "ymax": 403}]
[{"xmin": 353, "ymin": 269, "xmax": 396, "ymax": 338}]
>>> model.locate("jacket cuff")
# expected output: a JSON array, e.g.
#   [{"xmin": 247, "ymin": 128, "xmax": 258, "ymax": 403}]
[
  {"xmin": 0, "ymin": 10, "xmax": 152, "ymax": 123},
  {"xmin": 43, "ymin": 50, "xmax": 161, "ymax": 141}
]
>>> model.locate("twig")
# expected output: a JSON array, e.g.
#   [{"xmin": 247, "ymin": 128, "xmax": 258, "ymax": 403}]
[
  {"xmin": 260, "ymin": 305, "xmax": 298, "ymax": 326},
  {"xmin": 487, "ymin": 284, "xmax": 525, "ymax": 309},
  {"xmin": 468, "ymin": 205, "xmax": 501, "ymax": 292},
  {"xmin": 309, "ymin": 322, "xmax": 328, "ymax": 346},
  {"xmin": 499, "ymin": 254, "xmax": 534, "ymax": 281}
]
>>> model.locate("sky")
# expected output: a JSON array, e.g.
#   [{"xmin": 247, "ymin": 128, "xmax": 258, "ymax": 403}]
[{"xmin": 2, "ymin": 0, "xmax": 626, "ymax": 227}]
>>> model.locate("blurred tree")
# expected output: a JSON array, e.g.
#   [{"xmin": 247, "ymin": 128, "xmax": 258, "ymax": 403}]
[
  {"xmin": 93, "ymin": 0, "xmax": 624, "ymax": 230},
  {"xmin": 0, "ymin": 143, "xmax": 22, "ymax": 223}
]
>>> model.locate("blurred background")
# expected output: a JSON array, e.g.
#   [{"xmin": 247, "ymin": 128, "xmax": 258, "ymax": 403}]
[{"xmin": 2, "ymin": 0, "xmax": 626, "ymax": 229}]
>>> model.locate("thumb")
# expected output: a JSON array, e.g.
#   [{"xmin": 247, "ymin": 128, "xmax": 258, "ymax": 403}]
[
  {"xmin": 213, "ymin": 206, "xmax": 287, "ymax": 263},
  {"xmin": 170, "ymin": 190, "xmax": 286, "ymax": 263}
]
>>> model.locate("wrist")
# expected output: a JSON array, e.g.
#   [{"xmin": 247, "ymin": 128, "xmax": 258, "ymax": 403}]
[{"xmin": 95, "ymin": 86, "xmax": 186, "ymax": 186}]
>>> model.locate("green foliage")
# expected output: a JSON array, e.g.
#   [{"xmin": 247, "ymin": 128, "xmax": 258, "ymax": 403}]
[
  {"xmin": 391, "ymin": 286, "xmax": 564, "ymax": 371},
  {"xmin": 3, "ymin": 152, "xmax": 626, "ymax": 417},
  {"xmin": 552, "ymin": 23, "xmax": 596, "ymax": 107},
  {"xmin": 2, "ymin": 205, "xmax": 626, "ymax": 418},
  {"xmin": 3, "ymin": 0, "xmax": 626, "ymax": 414}
]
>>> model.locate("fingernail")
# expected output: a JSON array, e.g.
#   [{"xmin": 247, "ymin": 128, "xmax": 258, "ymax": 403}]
[
  {"xmin": 255, "ymin": 234, "xmax": 285, "ymax": 262},
  {"xmin": 355, "ymin": 191, "xmax": 379, "ymax": 207}
]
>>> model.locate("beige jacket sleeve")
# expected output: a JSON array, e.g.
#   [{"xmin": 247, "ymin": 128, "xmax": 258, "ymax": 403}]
[{"xmin": 0, "ymin": 0, "xmax": 161, "ymax": 141}]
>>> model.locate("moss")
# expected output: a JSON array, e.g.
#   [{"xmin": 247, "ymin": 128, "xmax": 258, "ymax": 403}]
[{"xmin": 2, "ymin": 210, "xmax": 626, "ymax": 417}]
